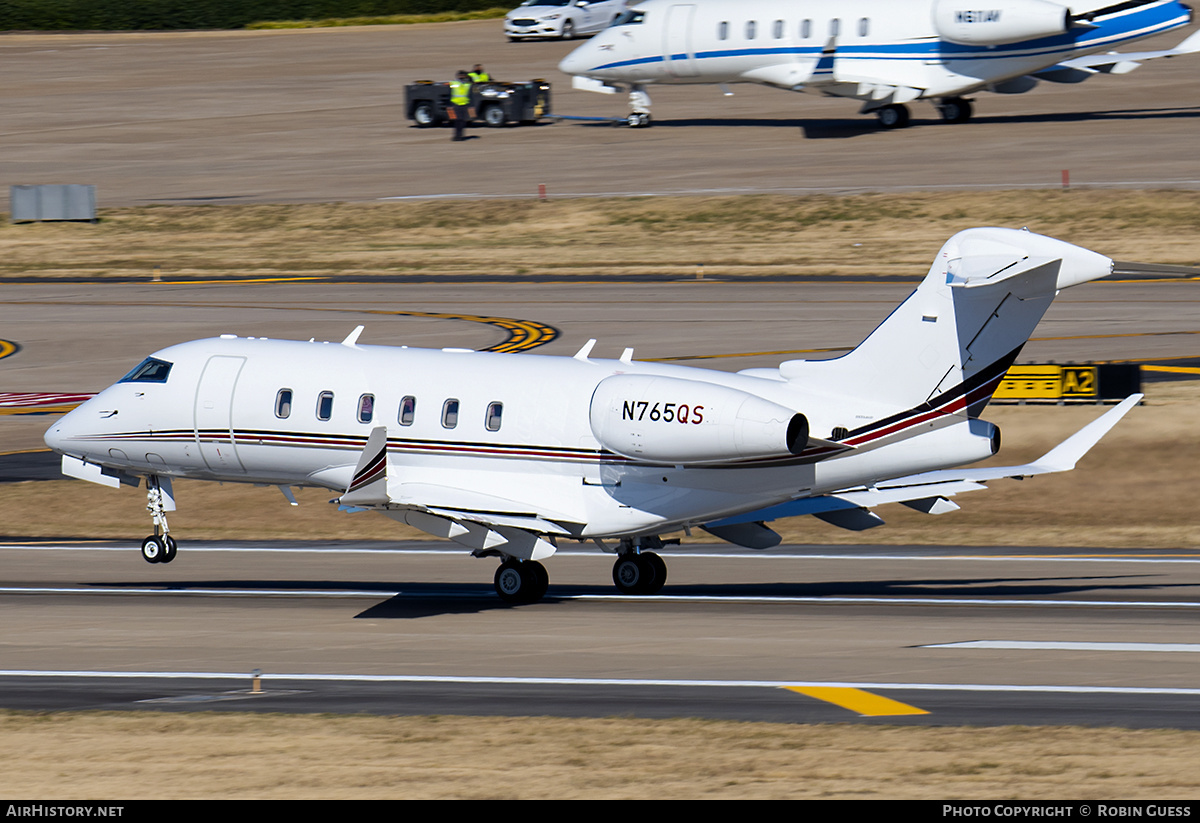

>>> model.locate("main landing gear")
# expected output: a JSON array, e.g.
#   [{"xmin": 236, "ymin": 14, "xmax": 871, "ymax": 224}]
[
  {"xmin": 875, "ymin": 103, "xmax": 911, "ymax": 129},
  {"xmin": 611, "ymin": 537, "xmax": 668, "ymax": 595},
  {"xmin": 937, "ymin": 96, "xmax": 973, "ymax": 123},
  {"xmin": 488, "ymin": 536, "xmax": 671, "ymax": 605},
  {"xmin": 140, "ymin": 475, "xmax": 177, "ymax": 564},
  {"xmin": 872, "ymin": 97, "xmax": 973, "ymax": 129},
  {"xmin": 494, "ymin": 558, "xmax": 549, "ymax": 604}
]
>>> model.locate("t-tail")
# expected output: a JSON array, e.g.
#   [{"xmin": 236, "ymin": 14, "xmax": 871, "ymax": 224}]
[{"xmin": 778, "ymin": 227, "xmax": 1113, "ymax": 419}]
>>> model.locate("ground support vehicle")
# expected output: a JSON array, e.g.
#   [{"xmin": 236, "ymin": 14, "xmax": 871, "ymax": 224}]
[{"xmin": 405, "ymin": 80, "xmax": 552, "ymax": 128}]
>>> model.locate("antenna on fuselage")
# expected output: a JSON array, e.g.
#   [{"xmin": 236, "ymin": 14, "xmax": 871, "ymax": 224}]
[{"xmin": 341, "ymin": 325, "xmax": 365, "ymax": 347}]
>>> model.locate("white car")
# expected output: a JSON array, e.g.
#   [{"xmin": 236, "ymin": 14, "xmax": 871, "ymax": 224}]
[{"xmin": 504, "ymin": 0, "xmax": 626, "ymax": 41}]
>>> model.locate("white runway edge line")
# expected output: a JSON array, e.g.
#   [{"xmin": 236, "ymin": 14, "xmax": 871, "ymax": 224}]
[
  {"xmin": 4, "ymin": 585, "xmax": 1200, "ymax": 608},
  {"xmin": 3, "ymin": 670, "xmax": 1200, "ymax": 697},
  {"xmin": 926, "ymin": 641, "xmax": 1200, "ymax": 653}
]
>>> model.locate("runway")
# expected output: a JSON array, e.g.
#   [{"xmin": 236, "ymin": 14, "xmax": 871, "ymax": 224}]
[
  {"xmin": 2, "ymin": 541, "xmax": 1199, "ymax": 727},
  {"xmin": 2, "ymin": 19, "xmax": 1198, "ymax": 208}
]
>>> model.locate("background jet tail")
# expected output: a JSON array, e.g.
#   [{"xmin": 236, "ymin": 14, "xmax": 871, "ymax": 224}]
[{"xmin": 779, "ymin": 228, "xmax": 1113, "ymax": 418}]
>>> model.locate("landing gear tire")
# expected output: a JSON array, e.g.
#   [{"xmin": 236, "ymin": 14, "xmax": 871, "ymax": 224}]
[
  {"xmin": 141, "ymin": 535, "xmax": 166, "ymax": 564},
  {"xmin": 626, "ymin": 112, "xmax": 651, "ymax": 128},
  {"xmin": 161, "ymin": 535, "xmax": 178, "ymax": 564},
  {"xmin": 939, "ymin": 97, "xmax": 972, "ymax": 123},
  {"xmin": 876, "ymin": 104, "xmax": 910, "ymax": 129},
  {"xmin": 494, "ymin": 559, "xmax": 548, "ymax": 604},
  {"xmin": 613, "ymin": 552, "xmax": 665, "ymax": 595},
  {"xmin": 640, "ymin": 551, "xmax": 666, "ymax": 594}
]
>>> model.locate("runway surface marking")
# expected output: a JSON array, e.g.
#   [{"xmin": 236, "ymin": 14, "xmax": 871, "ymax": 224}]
[
  {"xmin": 4, "ymin": 670, "xmax": 1200, "ymax": 696},
  {"xmin": 3, "ymin": 585, "xmax": 1198, "ymax": 610},
  {"xmin": 926, "ymin": 641, "xmax": 1200, "ymax": 653},
  {"xmin": 784, "ymin": 686, "xmax": 929, "ymax": 716},
  {"xmin": 0, "ymin": 340, "xmax": 18, "ymax": 360},
  {"xmin": 0, "ymin": 302, "xmax": 558, "ymax": 354}
]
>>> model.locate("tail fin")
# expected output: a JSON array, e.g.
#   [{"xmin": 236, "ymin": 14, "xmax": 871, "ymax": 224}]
[{"xmin": 779, "ymin": 228, "xmax": 1113, "ymax": 417}]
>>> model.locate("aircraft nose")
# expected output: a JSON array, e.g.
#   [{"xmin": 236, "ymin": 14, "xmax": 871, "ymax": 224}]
[{"xmin": 558, "ymin": 41, "xmax": 594, "ymax": 76}]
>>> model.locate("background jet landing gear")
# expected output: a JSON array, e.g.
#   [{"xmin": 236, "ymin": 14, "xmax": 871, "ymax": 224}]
[
  {"xmin": 874, "ymin": 103, "xmax": 911, "ymax": 129},
  {"xmin": 937, "ymin": 97, "xmax": 973, "ymax": 123},
  {"xmin": 494, "ymin": 558, "xmax": 549, "ymax": 604},
  {"xmin": 612, "ymin": 539, "xmax": 668, "ymax": 595},
  {"xmin": 141, "ymin": 475, "xmax": 177, "ymax": 564}
]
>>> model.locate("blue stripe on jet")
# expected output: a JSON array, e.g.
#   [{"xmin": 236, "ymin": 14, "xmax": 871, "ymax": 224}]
[{"xmin": 583, "ymin": 2, "xmax": 1188, "ymax": 73}]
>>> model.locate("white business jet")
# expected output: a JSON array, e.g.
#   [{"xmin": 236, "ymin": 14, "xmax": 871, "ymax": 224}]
[
  {"xmin": 46, "ymin": 228, "xmax": 1141, "ymax": 604},
  {"xmin": 558, "ymin": 0, "xmax": 1199, "ymax": 127}
]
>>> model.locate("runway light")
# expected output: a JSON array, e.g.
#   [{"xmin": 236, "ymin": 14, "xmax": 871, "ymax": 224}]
[{"xmin": 251, "ymin": 668, "xmax": 262, "ymax": 694}]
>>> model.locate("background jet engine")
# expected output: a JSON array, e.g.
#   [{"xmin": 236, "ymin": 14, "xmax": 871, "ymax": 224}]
[
  {"xmin": 933, "ymin": 0, "xmax": 1071, "ymax": 45},
  {"xmin": 589, "ymin": 374, "xmax": 808, "ymax": 465}
]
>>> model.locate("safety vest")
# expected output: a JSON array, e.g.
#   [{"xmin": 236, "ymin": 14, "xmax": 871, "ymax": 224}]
[
  {"xmin": 468, "ymin": 71, "xmax": 490, "ymax": 83},
  {"xmin": 450, "ymin": 80, "xmax": 471, "ymax": 106}
]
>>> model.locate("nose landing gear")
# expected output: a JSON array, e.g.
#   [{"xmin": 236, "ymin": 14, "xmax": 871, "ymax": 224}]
[{"xmin": 141, "ymin": 475, "xmax": 177, "ymax": 564}]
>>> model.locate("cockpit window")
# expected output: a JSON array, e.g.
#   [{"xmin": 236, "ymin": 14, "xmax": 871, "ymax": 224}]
[
  {"xmin": 118, "ymin": 357, "xmax": 172, "ymax": 384},
  {"xmin": 612, "ymin": 10, "xmax": 645, "ymax": 26}
]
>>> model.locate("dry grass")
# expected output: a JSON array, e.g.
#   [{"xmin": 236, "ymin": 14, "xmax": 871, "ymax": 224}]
[
  {"xmin": 3, "ymin": 190, "xmax": 1199, "ymax": 281},
  {"xmin": 1, "ymin": 712, "xmax": 1197, "ymax": 799}
]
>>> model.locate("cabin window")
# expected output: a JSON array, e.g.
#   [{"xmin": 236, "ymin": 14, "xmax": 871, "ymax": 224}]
[
  {"xmin": 275, "ymin": 389, "xmax": 293, "ymax": 419},
  {"xmin": 772, "ymin": 19, "xmax": 784, "ymax": 39},
  {"xmin": 316, "ymin": 391, "xmax": 334, "ymax": 421},
  {"xmin": 398, "ymin": 395, "xmax": 416, "ymax": 426},
  {"xmin": 717, "ymin": 21, "xmax": 728, "ymax": 40},
  {"xmin": 829, "ymin": 18, "xmax": 840, "ymax": 37},
  {"xmin": 745, "ymin": 20, "xmax": 756, "ymax": 39},
  {"xmin": 441, "ymin": 398, "xmax": 459, "ymax": 429},
  {"xmin": 801, "ymin": 19, "xmax": 811, "ymax": 39},
  {"xmin": 485, "ymin": 402, "xmax": 504, "ymax": 432},
  {"xmin": 358, "ymin": 394, "xmax": 375, "ymax": 424},
  {"xmin": 859, "ymin": 17, "xmax": 869, "ymax": 37},
  {"xmin": 119, "ymin": 357, "xmax": 172, "ymax": 384}
]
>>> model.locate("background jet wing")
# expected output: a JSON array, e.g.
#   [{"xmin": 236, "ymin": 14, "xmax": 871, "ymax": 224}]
[
  {"xmin": 1052, "ymin": 28, "xmax": 1200, "ymax": 73},
  {"xmin": 704, "ymin": 394, "xmax": 1141, "ymax": 536}
]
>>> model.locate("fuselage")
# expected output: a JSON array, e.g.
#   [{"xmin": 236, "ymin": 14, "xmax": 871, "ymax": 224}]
[
  {"xmin": 559, "ymin": 0, "xmax": 1192, "ymax": 98},
  {"xmin": 44, "ymin": 335, "xmax": 998, "ymax": 538}
]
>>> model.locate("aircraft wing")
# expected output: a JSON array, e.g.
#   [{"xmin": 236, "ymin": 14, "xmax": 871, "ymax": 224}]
[
  {"xmin": 704, "ymin": 394, "xmax": 1142, "ymax": 540},
  {"xmin": 336, "ymin": 426, "xmax": 577, "ymax": 560},
  {"xmin": 1039, "ymin": 28, "xmax": 1200, "ymax": 77}
]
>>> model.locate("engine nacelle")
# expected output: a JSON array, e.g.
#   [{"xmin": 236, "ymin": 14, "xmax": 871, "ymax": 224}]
[
  {"xmin": 589, "ymin": 374, "xmax": 808, "ymax": 465},
  {"xmin": 933, "ymin": 0, "xmax": 1070, "ymax": 46}
]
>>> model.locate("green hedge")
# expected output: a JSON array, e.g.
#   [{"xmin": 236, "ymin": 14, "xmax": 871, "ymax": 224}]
[{"xmin": 1, "ymin": 1, "xmax": 503, "ymax": 31}]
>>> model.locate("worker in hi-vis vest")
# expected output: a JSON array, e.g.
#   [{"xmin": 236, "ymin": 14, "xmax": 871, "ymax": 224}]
[
  {"xmin": 449, "ymin": 70, "xmax": 473, "ymax": 142},
  {"xmin": 468, "ymin": 64, "xmax": 490, "ymax": 83}
]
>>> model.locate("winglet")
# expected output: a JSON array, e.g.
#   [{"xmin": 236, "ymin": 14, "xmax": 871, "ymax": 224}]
[
  {"xmin": 339, "ymin": 426, "xmax": 389, "ymax": 506},
  {"xmin": 341, "ymin": 325, "xmax": 365, "ymax": 347},
  {"xmin": 1025, "ymin": 393, "xmax": 1143, "ymax": 474}
]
